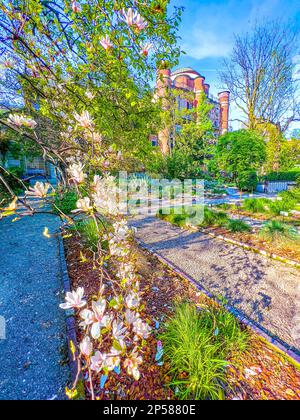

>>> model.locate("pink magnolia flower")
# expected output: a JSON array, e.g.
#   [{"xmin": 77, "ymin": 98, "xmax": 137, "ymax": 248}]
[
  {"xmin": 72, "ymin": 197, "xmax": 93, "ymax": 213},
  {"xmin": 71, "ymin": 1, "xmax": 81, "ymax": 13},
  {"xmin": 132, "ymin": 318, "xmax": 151, "ymax": 340},
  {"xmin": 60, "ymin": 287, "xmax": 86, "ymax": 310},
  {"xmin": 79, "ymin": 298, "xmax": 111, "ymax": 339},
  {"xmin": 140, "ymin": 43, "xmax": 152, "ymax": 57},
  {"xmin": 105, "ymin": 354, "xmax": 120, "ymax": 372},
  {"xmin": 80, "ymin": 336, "xmax": 93, "ymax": 357},
  {"xmin": 124, "ymin": 349, "xmax": 143, "ymax": 381},
  {"xmin": 7, "ymin": 114, "xmax": 37, "ymax": 129},
  {"xmin": 26, "ymin": 182, "xmax": 51, "ymax": 198},
  {"xmin": 134, "ymin": 14, "xmax": 148, "ymax": 31},
  {"xmin": 125, "ymin": 309, "xmax": 140, "ymax": 325},
  {"xmin": 67, "ymin": 162, "xmax": 87, "ymax": 184},
  {"xmin": 125, "ymin": 292, "xmax": 140, "ymax": 309},
  {"xmin": 2, "ymin": 58, "xmax": 15, "ymax": 69},
  {"xmin": 100, "ymin": 36, "xmax": 114, "ymax": 51},
  {"xmin": 90, "ymin": 351, "xmax": 106, "ymax": 373},
  {"xmin": 121, "ymin": 8, "xmax": 137, "ymax": 26},
  {"xmin": 74, "ymin": 110, "xmax": 94, "ymax": 129},
  {"xmin": 112, "ymin": 320, "xmax": 127, "ymax": 346}
]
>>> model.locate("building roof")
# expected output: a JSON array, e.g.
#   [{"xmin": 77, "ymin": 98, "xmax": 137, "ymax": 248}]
[{"xmin": 171, "ymin": 67, "xmax": 205, "ymax": 79}]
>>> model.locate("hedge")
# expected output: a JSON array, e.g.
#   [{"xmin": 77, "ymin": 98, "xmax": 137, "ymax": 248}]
[{"xmin": 260, "ymin": 171, "xmax": 300, "ymax": 182}]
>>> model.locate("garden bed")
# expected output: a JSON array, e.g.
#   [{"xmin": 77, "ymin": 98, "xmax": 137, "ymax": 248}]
[
  {"xmin": 202, "ymin": 226, "xmax": 300, "ymax": 263},
  {"xmin": 63, "ymin": 234, "xmax": 300, "ymax": 400}
]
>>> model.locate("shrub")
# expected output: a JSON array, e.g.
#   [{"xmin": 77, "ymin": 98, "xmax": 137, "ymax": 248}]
[
  {"xmin": 263, "ymin": 171, "xmax": 300, "ymax": 182},
  {"xmin": 259, "ymin": 221, "xmax": 300, "ymax": 244},
  {"xmin": 53, "ymin": 190, "xmax": 78, "ymax": 215},
  {"xmin": 268, "ymin": 199, "xmax": 295, "ymax": 216},
  {"xmin": 237, "ymin": 171, "xmax": 258, "ymax": 192},
  {"xmin": 0, "ymin": 166, "xmax": 27, "ymax": 198},
  {"xmin": 161, "ymin": 303, "xmax": 248, "ymax": 400},
  {"xmin": 201, "ymin": 208, "xmax": 229, "ymax": 227},
  {"xmin": 227, "ymin": 219, "xmax": 251, "ymax": 233},
  {"xmin": 242, "ymin": 198, "xmax": 270, "ymax": 213}
]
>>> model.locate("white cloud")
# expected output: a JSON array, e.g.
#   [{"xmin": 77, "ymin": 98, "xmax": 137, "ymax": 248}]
[{"xmin": 182, "ymin": 28, "xmax": 232, "ymax": 60}]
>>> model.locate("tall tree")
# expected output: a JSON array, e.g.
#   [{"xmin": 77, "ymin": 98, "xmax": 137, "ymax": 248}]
[
  {"xmin": 0, "ymin": 0, "xmax": 182, "ymax": 172},
  {"xmin": 220, "ymin": 20, "xmax": 300, "ymax": 132}
]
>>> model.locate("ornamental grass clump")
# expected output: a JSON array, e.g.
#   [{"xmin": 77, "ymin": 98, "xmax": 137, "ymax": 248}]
[
  {"xmin": 161, "ymin": 303, "xmax": 249, "ymax": 400},
  {"xmin": 200, "ymin": 208, "xmax": 229, "ymax": 227},
  {"xmin": 227, "ymin": 219, "xmax": 251, "ymax": 233},
  {"xmin": 242, "ymin": 198, "xmax": 270, "ymax": 214},
  {"xmin": 259, "ymin": 221, "xmax": 300, "ymax": 245}
]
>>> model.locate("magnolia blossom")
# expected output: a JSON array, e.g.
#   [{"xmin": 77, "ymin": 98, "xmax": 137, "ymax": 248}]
[
  {"xmin": 135, "ymin": 14, "xmax": 148, "ymax": 31},
  {"xmin": 140, "ymin": 43, "xmax": 152, "ymax": 57},
  {"xmin": 125, "ymin": 309, "xmax": 139, "ymax": 325},
  {"xmin": 67, "ymin": 162, "xmax": 87, "ymax": 184},
  {"xmin": 85, "ymin": 90, "xmax": 95, "ymax": 100},
  {"xmin": 26, "ymin": 182, "xmax": 51, "ymax": 198},
  {"xmin": 74, "ymin": 110, "xmax": 94, "ymax": 129},
  {"xmin": 125, "ymin": 292, "xmax": 140, "ymax": 310},
  {"xmin": 100, "ymin": 36, "xmax": 114, "ymax": 51},
  {"xmin": 112, "ymin": 320, "xmax": 127, "ymax": 348},
  {"xmin": 72, "ymin": 197, "xmax": 93, "ymax": 213},
  {"xmin": 132, "ymin": 318, "xmax": 151, "ymax": 340},
  {"xmin": 80, "ymin": 336, "xmax": 93, "ymax": 357},
  {"xmin": 124, "ymin": 349, "xmax": 143, "ymax": 381},
  {"xmin": 121, "ymin": 8, "xmax": 147, "ymax": 30},
  {"xmin": 60, "ymin": 287, "xmax": 86, "ymax": 310},
  {"xmin": 7, "ymin": 114, "xmax": 37, "ymax": 129},
  {"xmin": 93, "ymin": 175, "xmax": 120, "ymax": 215},
  {"xmin": 79, "ymin": 298, "xmax": 111, "ymax": 339},
  {"xmin": 1, "ymin": 58, "xmax": 15, "ymax": 69},
  {"xmin": 71, "ymin": 1, "xmax": 81, "ymax": 13},
  {"xmin": 90, "ymin": 351, "xmax": 106, "ymax": 373}
]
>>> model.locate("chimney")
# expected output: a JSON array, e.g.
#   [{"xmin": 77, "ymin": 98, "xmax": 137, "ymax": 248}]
[{"xmin": 218, "ymin": 91, "xmax": 230, "ymax": 134}]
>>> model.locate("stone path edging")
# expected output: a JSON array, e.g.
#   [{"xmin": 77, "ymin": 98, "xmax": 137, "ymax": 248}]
[
  {"xmin": 136, "ymin": 238, "xmax": 300, "ymax": 365},
  {"xmin": 57, "ymin": 232, "xmax": 80, "ymax": 384}
]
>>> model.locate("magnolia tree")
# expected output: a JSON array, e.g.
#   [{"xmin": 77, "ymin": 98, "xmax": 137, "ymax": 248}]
[
  {"xmin": 0, "ymin": 0, "xmax": 182, "ymax": 172},
  {"xmin": 0, "ymin": 0, "xmax": 183, "ymax": 399}
]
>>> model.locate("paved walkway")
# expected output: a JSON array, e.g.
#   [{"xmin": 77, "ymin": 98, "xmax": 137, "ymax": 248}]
[
  {"xmin": 131, "ymin": 216, "xmax": 300, "ymax": 352},
  {"xmin": 0, "ymin": 211, "xmax": 69, "ymax": 400}
]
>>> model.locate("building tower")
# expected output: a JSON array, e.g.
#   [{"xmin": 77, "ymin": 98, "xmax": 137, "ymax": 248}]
[
  {"xmin": 156, "ymin": 68, "xmax": 171, "ymax": 155},
  {"xmin": 218, "ymin": 91, "xmax": 230, "ymax": 134}
]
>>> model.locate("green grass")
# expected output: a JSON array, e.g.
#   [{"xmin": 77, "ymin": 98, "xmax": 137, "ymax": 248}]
[
  {"xmin": 227, "ymin": 219, "xmax": 251, "ymax": 233},
  {"xmin": 259, "ymin": 221, "xmax": 300, "ymax": 245},
  {"xmin": 53, "ymin": 190, "xmax": 78, "ymax": 215},
  {"xmin": 161, "ymin": 303, "xmax": 248, "ymax": 400}
]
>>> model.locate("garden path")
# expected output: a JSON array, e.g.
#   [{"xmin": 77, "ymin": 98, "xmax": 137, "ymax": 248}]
[
  {"xmin": 0, "ymin": 209, "xmax": 69, "ymax": 400},
  {"xmin": 131, "ymin": 215, "xmax": 300, "ymax": 353}
]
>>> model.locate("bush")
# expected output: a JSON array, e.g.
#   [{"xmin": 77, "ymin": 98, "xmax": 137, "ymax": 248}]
[
  {"xmin": 53, "ymin": 190, "xmax": 78, "ymax": 215},
  {"xmin": 227, "ymin": 219, "xmax": 251, "ymax": 233},
  {"xmin": 161, "ymin": 303, "xmax": 248, "ymax": 400},
  {"xmin": 71, "ymin": 218, "xmax": 109, "ymax": 252},
  {"xmin": 263, "ymin": 171, "xmax": 300, "ymax": 182},
  {"xmin": 237, "ymin": 171, "xmax": 258, "ymax": 192},
  {"xmin": 242, "ymin": 198, "xmax": 270, "ymax": 213},
  {"xmin": 268, "ymin": 199, "xmax": 295, "ymax": 216},
  {"xmin": 201, "ymin": 208, "xmax": 229, "ymax": 227},
  {"xmin": 259, "ymin": 221, "xmax": 300, "ymax": 244}
]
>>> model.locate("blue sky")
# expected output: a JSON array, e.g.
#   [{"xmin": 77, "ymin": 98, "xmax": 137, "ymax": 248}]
[{"xmin": 169, "ymin": 0, "xmax": 300, "ymax": 130}]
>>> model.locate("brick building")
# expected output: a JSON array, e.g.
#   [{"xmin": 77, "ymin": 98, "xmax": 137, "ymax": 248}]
[{"xmin": 155, "ymin": 67, "xmax": 230, "ymax": 155}]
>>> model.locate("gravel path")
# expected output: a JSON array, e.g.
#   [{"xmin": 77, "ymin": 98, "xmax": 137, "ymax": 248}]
[
  {"xmin": 0, "ymin": 212, "xmax": 69, "ymax": 400},
  {"xmin": 131, "ymin": 216, "xmax": 300, "ymax": 352}
]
